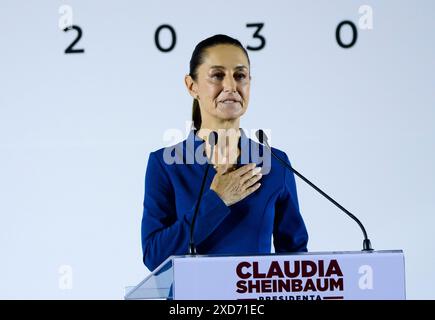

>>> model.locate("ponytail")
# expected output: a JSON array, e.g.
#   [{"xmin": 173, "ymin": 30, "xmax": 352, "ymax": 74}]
[{"xmin": 192, "ymin": 98, "xmax": 202, "ymax": 129}]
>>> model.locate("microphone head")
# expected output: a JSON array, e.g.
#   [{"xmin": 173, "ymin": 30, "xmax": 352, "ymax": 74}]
[
  {"xmin": 208, "ymin": 131, "xmax": 218, "ymax": 146},
  {"xmin": 255, "ymin": 129, "xmax": 268, "ymax": 145}
]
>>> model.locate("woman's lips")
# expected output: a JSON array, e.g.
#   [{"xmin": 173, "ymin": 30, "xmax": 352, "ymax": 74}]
[{"xmin": 220, "ymin": 100, "xmax": 240, "ymax": 104}]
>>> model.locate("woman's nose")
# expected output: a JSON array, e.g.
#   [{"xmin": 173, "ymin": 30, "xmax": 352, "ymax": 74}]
[{"xmin": 222, "ymin": 76, "xmax": 237, "ymax": 92}]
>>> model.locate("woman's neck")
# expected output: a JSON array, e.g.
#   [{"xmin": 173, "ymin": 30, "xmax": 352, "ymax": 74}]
[
  {"xmin": 197, "ymin": 119, "xmax": 241, "ymax": 167},
  {"xmin": 198, "ymin": 118, "xmax": 240, "ymax": 133}
]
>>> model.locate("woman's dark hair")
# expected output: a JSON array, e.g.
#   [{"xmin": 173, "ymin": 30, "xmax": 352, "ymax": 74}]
[{"xmin": 189, "ymin": 34, "xmax": 250, "ymax": 129}]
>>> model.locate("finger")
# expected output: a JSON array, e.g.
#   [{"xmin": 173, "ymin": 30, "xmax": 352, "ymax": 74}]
[
  {"xmin": 233, "ymin": 163, "xmax": 257, "ymax": 177},
  {"xmin": 242, "ymin": 172, "xmax": 262, "ymax": 188},
  {"xmin": 240, "ymin": 166, "xmax": 262, "ymax": 184},
  {"xmin": 239, "ymin": 182, "xmax": 261, "ymax": 202}
]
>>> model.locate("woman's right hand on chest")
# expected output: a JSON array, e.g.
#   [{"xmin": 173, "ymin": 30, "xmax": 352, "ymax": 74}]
[{"xmin": 210, "ymin": 162, "xmax": 262, "ymax": 206}]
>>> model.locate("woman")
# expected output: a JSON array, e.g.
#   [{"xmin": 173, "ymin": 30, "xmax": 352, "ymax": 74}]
[{"xmin": 141, "ymin": 34, "xmax": 308, "ymax": 271}]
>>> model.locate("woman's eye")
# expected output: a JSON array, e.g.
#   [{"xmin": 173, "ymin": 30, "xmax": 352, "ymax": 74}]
[
  {"xmin": 211, "ymin": 73, "xmax": 247, "ymax": 80},
  {"xmin": 212, "ymin": 73, "xmax": 224, "ymax": 79}
]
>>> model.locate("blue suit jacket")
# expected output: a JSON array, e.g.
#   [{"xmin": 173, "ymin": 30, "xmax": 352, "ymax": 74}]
[{"xmin": 141, "ymin": 129, "xmax": 308, "ymax": 271}]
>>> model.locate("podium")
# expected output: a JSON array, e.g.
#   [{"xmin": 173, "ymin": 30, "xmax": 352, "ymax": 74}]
[{"xmin": 125, "ymin": 250, "xmax": 405, "ymax": 300}]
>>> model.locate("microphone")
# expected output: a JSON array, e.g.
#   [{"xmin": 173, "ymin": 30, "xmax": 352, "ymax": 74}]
[
  {"xmin": 255, "ymin": 129, "xmax": 373, "ymax": 251},
  {"xmin": 189, "ymin": 130, "xmax": 218, "ymax": 255}
]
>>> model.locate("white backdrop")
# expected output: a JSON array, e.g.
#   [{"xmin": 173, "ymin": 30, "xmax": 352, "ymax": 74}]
[{"xmin": 0, "ymin": 0, "xmax": 434, "ymax": 299}]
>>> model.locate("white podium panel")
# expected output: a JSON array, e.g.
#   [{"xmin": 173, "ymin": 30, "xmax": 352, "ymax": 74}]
[{"xmin": 125, "ymin": 250, "xmax": 405, "ymax": 300}]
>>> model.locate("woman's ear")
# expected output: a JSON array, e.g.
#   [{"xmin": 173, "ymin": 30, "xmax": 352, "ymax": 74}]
[{"xmin": 184, "ymin": 75, "xmax": 198, "ymax": 99}]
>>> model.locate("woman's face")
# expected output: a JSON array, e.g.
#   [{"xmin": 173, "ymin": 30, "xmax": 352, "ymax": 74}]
[{"xmin": 187, "ymin": 44, "xmax": 251, "ymax": 123}]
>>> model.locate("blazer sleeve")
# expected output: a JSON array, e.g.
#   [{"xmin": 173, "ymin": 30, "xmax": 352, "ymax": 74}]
[
  {"xmin": 141, "ymin": 151, "xmax": 230, "ymax": 271},
  {"xmin": 273, "ymin": 152, "xmax": 309, "ymax": 252}
]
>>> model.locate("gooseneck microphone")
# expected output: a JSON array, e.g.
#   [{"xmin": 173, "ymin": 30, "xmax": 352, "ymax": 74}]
[
  {"xmin": 189, "ymin": 131, "xmax": 218, "ymax": 255},
  {"xmin": 255, "ymin": 129, "xmax": 373, "ymax": 251}
]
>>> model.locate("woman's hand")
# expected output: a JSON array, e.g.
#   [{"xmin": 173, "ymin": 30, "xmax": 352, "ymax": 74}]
[{"xmin": 210, "ymin": 162, "xmax": 262, "ymax": 206}]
